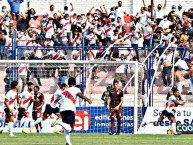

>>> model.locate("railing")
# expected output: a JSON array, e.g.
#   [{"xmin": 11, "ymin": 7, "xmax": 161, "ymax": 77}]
[{"xmin": 0, "ymin": 32, "xmax": 191, "ymax": 107}]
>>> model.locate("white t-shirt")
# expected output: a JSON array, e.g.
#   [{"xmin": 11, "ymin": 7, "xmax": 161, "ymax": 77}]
[
  {"xmin": 4, "ymin": 90, "xmax": 18, "ymax": 109},
  {"xmin": 175, "ymin": 59, "xmax": 189, "ymax": 70},
  {"xmin": 166, "ymin": 95, "xmax": 176, "ymax": 113},
  {"xmin": 154, "ymin": 9, "xmax": 165, "ymax": 19},
  {"xmin": 163, "ymin": 53, "xmax": 173, "ymax": 63},
  {"xmin": 115, "ymin": 58, "xmax": 125, "ymax": 73},
  {"xmin": 19, "ymin": 91, "xmax": 33, "ymax": 109},
  {"xmin": 137, "ymin": 12, "xmax": 148, "ymax": 25},
  {"xmin": 50, "ymin": 89, "xmax": 63, "ymax": 108},
  {"xmin": 59, "ymin": 87, "xmax": 81, "ymax": 112},
  {"xmin": 115, "ymin": 6, "xmax": 125, "ymax": 20},
  {"xmin": 159, "ymin": 20, "xmax": 171, "ymax": 29}
]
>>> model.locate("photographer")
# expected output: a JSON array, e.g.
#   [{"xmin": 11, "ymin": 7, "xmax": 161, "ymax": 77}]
[{"xmin": 101, "ymin": 84, "xmax": 112, "ymax": 107}]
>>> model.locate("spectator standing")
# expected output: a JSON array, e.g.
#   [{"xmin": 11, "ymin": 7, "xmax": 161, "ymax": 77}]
[
  {"xmin": 18, "ymin": 56, "xmax": 29, "ymax": 92},
  {"xmin": 7, "ymin": 0, "xmax": 23, "ymax": 15},
  {"xmin": 153, "ymin": 0, "xmax": 167, "ymax": 25},
  {"xmin": 111, "ymin": 54, "xmax": 127, "ymax": 94},
  {"xmin": 0, "ymin": 30, "xmax": 5, "ymax": 59},
  {"xmin": 26, "ymin": 8, "xmax": 36, "ymax": 27},
  {"xmin": 176, "ymin": 5, "xmax": 183, "ymax": 20},
  {"xmin": 174, "ymin": 66, "xmax": 185, "ymax": 94},
  {"xmin": 114, "ymin": 1, "xmax": 127, "ymax": 23},
  {"xmin": 17, "ymin": 13, "xmax": 27, "ymax": 32},
  {"xmin": 161, "ymin": 49, "xmax": 173, "ymax": 87}
]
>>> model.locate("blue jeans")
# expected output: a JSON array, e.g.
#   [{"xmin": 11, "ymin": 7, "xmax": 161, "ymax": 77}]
[
  {"xmin": 0, "ymin": 46, "xmax": 4, "ymax": 59},
  {"xmin": 58, "ymin": 76, "xmax": 67, "ymax": 86},
  {"xmin": 162, "ymin": 66, "xmax": 172, "ymax": 86},
  {"xmin": 17, "ymin": 47, "xmax": 24, "ymax": 60},
  {"xmin": 189, "ymin": 77, "xmax": 193, "ymax": 93}
]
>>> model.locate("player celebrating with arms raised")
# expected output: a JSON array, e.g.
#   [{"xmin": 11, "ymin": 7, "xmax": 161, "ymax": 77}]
[
  {"xmin": 107, "ymin": 80, "xmax": 124, "ymax": 135},
  {"xmin": 54, "ymin": 77, "xmax": 92, "ymax": 145}
]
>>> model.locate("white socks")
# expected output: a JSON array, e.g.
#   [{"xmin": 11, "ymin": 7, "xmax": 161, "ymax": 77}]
[
  {"xmin": 56, "ymin": 120, "xmax": 71, "ymax": 132},
  {"xmin": 64, "ymin": 130, "xmax": 72, "ymax": 145},
  {"xmin": 172, "ymin": 123, "xmax": 177, "ymax": 133},
  {"xmin": 33, "ymin": 118, "xmax": 42, "ymax": 126},
  {"xmin": 9, "ymin": 122, "xmax": 14, "ymax": 135}
]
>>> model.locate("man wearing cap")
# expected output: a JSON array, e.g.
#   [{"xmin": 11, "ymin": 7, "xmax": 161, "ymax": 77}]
[
  {"xmin": 40, "ymin": 14, "xmax": 48, "ymax": 40},
  {"xmin": 168, "ymin": 5, "xmax": 177, "ymax": 21}
]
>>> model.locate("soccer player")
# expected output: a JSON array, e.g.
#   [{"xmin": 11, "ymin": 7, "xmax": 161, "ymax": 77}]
[
  {"xmin": 4, "ymin": 81, "xmax": 19, "ymax": 137},
  {"xmin": 159, "ymin": 87, "xmax": 185, "ymax": 135},
  {"xmin": 13, "ymin": 82, "xmax": 34, "ymax": 134},
  {"xmin": 28, "ymin": 86, "xmax": 45, "ymax": 133},
  {"xmin": 107, "ymin": 80, "xmax": 124, "ymax": 135},
  {"xmin": 142, "ymin": 87, "xmax": 185, "ymax": 135},
  {"xmin": 53, "ymin": 77, "xmax": 92, "ymax": 145},
  {"xmin": 30, "ymin": 83, "xmax": 68, "ymax": 134}
]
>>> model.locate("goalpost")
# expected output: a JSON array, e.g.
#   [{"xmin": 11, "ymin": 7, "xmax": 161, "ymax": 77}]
[{"xmin": 0, "ymin": 60, "xmax": 143, "ymax": 134}]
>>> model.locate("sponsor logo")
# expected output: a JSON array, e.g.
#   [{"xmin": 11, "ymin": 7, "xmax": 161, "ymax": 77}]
[
  {"xmin": 74, "ymin": 110, "xmax": 91, "ymax": 131},
  {"xmin": 176, "ymin": 125, "xmax": 193, "ymax": 134}
]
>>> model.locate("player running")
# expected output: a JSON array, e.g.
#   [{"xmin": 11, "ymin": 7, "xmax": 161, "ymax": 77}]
[
  {"xmin": 28, "ymin": 86, "xmax": 45, "ymax": 133},
  {"xmin": 13, "ymin": 82, "xmax": 34, "ymax": 134},
  {"xmin": 30, "ymin": 83, "xmax": 68, "ymax": 134},
  {"xmin": 141, "ymin": 87, "xmax": 185, "ymax": 135},
  {"xmin": 4, "ymin": 81, "xmax": 19, "ymax": 137},
  {"xmin": 53, "ymin": 77, "xmax": 92, "ymax": 145}
]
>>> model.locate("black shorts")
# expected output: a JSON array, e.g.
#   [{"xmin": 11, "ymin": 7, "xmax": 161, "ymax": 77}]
[
  {"xmin": 32, "ymin": 111, "xmax": 37, "ymax": 120},
  {"xmin": 4, "ymin": 108, "xmax": 13, "ymax": 117},
  {"xmin": 60, "ymin": 110, "xmax": 75, "ymax": 128},
  {"xmin": 43, "ymin": 104, "xmax": 59, "ymax": 118},
  {"xmin": 18, "ymin": 108, "xmax": 27, "ymax": 118},
  {"xmin": 162, "ymin": 110, "xmax": 174, "ymax": 120}
]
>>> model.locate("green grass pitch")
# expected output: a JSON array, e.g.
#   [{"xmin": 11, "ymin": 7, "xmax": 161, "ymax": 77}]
[{"xmin": 0, "ymin": 133, "xmax": 193, "ymax": 145}]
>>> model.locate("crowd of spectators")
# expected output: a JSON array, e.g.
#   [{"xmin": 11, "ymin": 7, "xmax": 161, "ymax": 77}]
[{"xmin": 0, "ymin": 0, "xmax": 193, "ymax": 95}]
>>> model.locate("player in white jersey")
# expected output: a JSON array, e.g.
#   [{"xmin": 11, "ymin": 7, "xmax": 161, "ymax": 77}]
[
  {"xmin": 13, "ymin": 82, "xmax": 34, "ymax": 134},
  {"xmin": 4, "ymin": 81, "xmax": 19, "ymax": 137},
  {"xmin": 30, "ymin": 84, "xmax": 67, "ymax": 134},
  {"xmin": 142, "ymin": 87, "xmax": 185, "ymax": 135},
  {"xmin": 54, "ymin": 77, "xmax": 92, "ymax": 145}
]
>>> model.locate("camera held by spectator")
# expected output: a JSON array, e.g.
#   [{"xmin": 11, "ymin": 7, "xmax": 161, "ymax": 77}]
[{"xmin": 101, "ymin": 84, "xmax": 112, "ymax": 106}]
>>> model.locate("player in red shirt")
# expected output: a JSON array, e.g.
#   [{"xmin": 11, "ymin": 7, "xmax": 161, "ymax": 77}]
[{"xmin": 107, "ymin": 80, "xmax": 124, "ymax": 135}]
